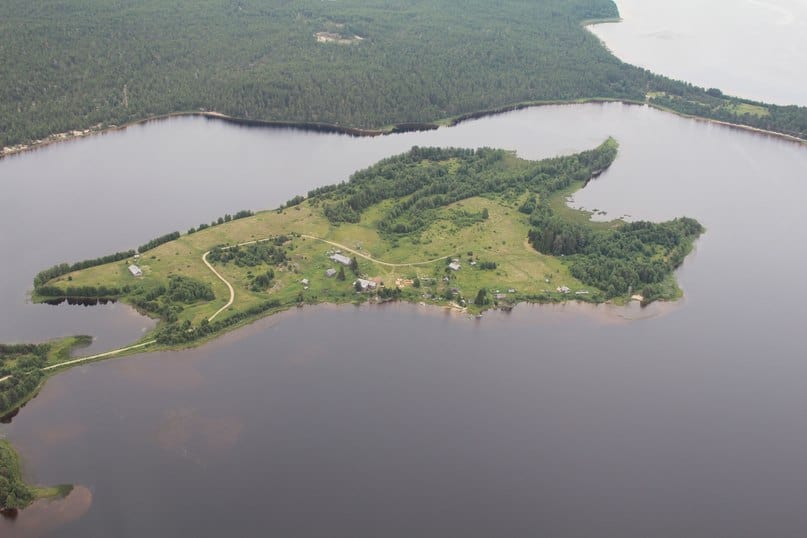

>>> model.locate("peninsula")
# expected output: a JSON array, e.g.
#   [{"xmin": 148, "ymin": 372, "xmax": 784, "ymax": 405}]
[
  {"xmin": 32, "ymin": 139, "xmax": 701, "ymax": 344},
  {"xmin": 0, "ymin": 440, "xmax": 72, "ymax": 511},
  {"xmin": 2, "ymin": 140, "xmax": 704, "ymax": 459}
]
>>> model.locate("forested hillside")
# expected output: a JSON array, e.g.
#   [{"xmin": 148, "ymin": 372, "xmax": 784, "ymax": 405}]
[{"xmin": 3, "ymin": 0, "xmax": 804, "ymax": 148}]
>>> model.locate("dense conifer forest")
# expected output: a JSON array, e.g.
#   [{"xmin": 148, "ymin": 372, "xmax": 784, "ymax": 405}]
[{"xmin": 2, "ymin": 0, "xmax": 804, "ymax": 149}]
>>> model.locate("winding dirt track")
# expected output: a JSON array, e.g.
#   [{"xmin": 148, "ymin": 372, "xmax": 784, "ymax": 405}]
[
  {"xmin": 300, "ymin": 234, "xmax": 450, "ymax": 267},
  {"xmin": 202, "ymin": 250, "xmax": 235, "ymax": 321},
  {"xmin": 0, "ymin": 233, "xmax": 450, "ymax": 385}
]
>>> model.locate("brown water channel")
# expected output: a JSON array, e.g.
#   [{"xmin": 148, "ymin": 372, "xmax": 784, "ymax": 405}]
[{"xmin": 1, "ymin": 103, "xmax": 807, "ymax": 536}]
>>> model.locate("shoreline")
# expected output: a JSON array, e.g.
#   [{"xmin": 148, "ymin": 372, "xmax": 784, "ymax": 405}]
[{"xmin": 1, "ymin": 97, "xmax": 803, "ymax": 162}]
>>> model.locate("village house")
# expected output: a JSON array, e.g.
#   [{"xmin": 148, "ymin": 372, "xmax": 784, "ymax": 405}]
[
  {"xmin": 353, "ymin": 278, "xmax": 377, "ymax": 291},
  {"xmin": 325, "ymin": 268, "xmax": 337, "ymax": 277},
  {"xmin": 128, "ymin": 264, "xmax": 143, "ymax": 277},
  {"xmin": 448, "ymin": 261, "xmax": 461, "ymax": 271},
  {"xmin": 330, "ymin": 253, "xmax": 352, "ymax": 266}
]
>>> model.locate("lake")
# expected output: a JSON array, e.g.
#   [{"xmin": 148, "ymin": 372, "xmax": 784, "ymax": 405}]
[
  {"xmin": 589, "ymin": 0, "xmax": 807, "ymax": 106},
  {"xmin": 2, "ymin": 103, "xmax": 807, "ymax": 536},
  {"xmin": 3, "ymin": 3, "xmax": 807, "ymax": 534}
]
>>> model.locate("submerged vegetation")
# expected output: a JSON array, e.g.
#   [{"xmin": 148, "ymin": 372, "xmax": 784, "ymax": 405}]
[
  {"xmin": 30, "ymin": 140, "xmax": 702, "ymax": 353},
  {"xmin": 1, "ymin": 0, "xmax": 804, "ymax": 153}
]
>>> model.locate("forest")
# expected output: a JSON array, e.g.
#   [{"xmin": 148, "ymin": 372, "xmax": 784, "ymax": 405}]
[
  {"xmin": 313, "ymin": 142, "xmax": 617, "ymax": 229},
  {"xmin": 2, "ymin": 0, "xmax": 804, "ymax": 150}
]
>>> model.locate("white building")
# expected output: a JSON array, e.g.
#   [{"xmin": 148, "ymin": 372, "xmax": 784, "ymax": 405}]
[
  {"xmin": 354, "ymin": 278, "xmax": 377, "ymax": 291},
  {"xmin": 128, "ymin": 264, "xmax": 143, "ymax": 277},
  {"xmin": 325, "ymin": 268, "xmax": 337, "ymax": 277},
  {"xmin": 448, "ymin": 261, "xmax": 461, "ymax": 271},
  {"xmin": 330, "ymin": 253, "xmax": 352, "ymax": 266}
]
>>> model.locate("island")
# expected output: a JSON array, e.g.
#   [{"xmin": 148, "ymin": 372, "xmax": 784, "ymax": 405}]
[
  {"xmin": 31, "ymin": 140, "xmax": 700, "ymax": 344},
  {"xmin": 1, "ymin": 140, "xmax": 704, "ymax": 494}
]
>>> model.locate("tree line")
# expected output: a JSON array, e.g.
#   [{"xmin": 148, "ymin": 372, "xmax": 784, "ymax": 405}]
[
  {"xmin": 138, "ymin": 231, "xmax": 180, "ymax": 254},
  {"xmin": 207, "ymin": 240, "xmax": 288, "ymax": 267},
  {"xmin": 33, "ymin": 250, "xmax": 135, "ymax": 287},
  {"xmin": 188, "ymin": 209, "xmax": 254, "ymax": 234}
]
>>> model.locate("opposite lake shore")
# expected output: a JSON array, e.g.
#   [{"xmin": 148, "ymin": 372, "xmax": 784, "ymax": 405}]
[{"xmin": 2, "ymin": 96, "xmax": 804, "ymax": 163}]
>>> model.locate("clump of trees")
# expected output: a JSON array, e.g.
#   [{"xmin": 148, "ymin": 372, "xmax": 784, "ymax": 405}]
[
  {"xmin": 167, "ymin": 275, "xmax": 214, "ymax": 302},
  {"xmin": 475, "ymin": 288, "xmax": 491, "ymax": 306},
  {"xmin": 250, "ymin": 269, "xmax": 275, "ymax": 291},
  {"xmin": 0, "ymin": 343, "xmax": 50, "ymax": 417},
  {"xmin": 0, "ymin": 441, "xmax": 36, "ymax": 510},
  {"xmin": 207, "ymin": 242, "xmax": 287, "ymax": 267}
]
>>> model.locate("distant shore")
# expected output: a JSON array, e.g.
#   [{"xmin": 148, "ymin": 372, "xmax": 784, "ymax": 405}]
[{"xmin": 2, "ymin": 97, "xmax": 803, "ymax": 162}]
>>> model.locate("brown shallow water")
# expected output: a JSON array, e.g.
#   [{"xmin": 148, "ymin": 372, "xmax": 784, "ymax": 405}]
[{"xmin": 1, "ymin": 102, "xmax": 807, "ymax": 536}]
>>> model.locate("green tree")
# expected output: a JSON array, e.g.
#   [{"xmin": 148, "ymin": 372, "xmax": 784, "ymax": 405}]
[
  {"xmin": 475, "ymin": 288, "xmax": 490, "ymax": 306},
  {"xmin": 337, "ymin": 266, "xmax": 346, "ymax": 281}
]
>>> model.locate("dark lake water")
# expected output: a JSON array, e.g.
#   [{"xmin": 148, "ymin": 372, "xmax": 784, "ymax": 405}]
[{"xmin": 2, "ymin": 103, "xmax": 807, "ymax": 536}]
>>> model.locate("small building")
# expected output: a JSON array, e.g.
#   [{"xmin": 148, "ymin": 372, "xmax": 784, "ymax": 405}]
[
  {"xmin": 557, "ymin": 285, "xmax": 570, "ymax": 294},
  {"xmin": 354, "ymin": 278, "xmax": 377, "ymax": 291},
  {"xmin": 325, "ymin": 268, "xmax": 337, "ymax": 278},
  {"xmin": 448, "ymin": 262, "xmax": 461, "ymax": 271},
  {"xmin": 128, "ymin": 264, "xmax": 143, "ymax": 277},
  {"xmin": 495, "ymin": 293, "xmax": 507, "ymax": 300},
  {"xmin": 300, "ymin": 278, "xmax": 310, "ymax": 286},
  {"xmin": 330, "ymin": 253, "xmax": 352, "ymax": 266}
]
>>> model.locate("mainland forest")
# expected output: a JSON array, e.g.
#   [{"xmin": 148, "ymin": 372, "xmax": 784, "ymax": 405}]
[{"xmin": 2, "ymin": 0, "xmax": 805, "ymax": 149}]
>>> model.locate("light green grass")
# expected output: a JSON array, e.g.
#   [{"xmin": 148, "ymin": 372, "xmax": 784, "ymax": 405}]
[
  {"xmin": 44, "ymin": 187, "xmax": 609, "ymax": 327},
  {"xmin": 722, "ymin": 101, "xmax": 770, "ymax": 118}
]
